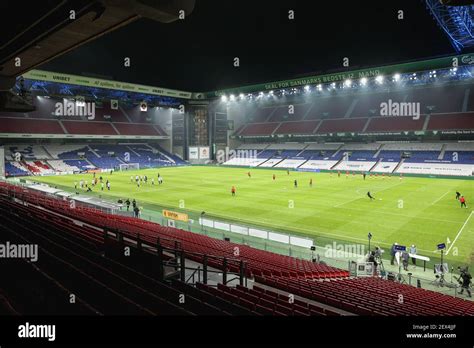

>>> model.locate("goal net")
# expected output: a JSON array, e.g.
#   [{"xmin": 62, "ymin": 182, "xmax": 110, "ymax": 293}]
[{"xmin": 119, "ymin": 163, "xmax": 140, "ymax": 171}]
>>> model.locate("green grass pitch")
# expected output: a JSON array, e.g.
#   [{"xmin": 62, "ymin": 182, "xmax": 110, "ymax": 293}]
[{"xmin": 27, "ymin": 166, "xmax": 474, "ymax": 268}]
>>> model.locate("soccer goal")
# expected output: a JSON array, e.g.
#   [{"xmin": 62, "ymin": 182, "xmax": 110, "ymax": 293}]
[{"xmin": 119, "ymin": 163, "xmax": 140, "ymax": 171}]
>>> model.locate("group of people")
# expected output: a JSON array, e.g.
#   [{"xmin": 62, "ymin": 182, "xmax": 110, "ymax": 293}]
[
  {"xmin": 131, "ymin": 173, "xmax": 163, "ymax": 188},
  {"xmin": 74, "ymin": 174, "xmax": 111, "ymax": 192},
  {"xmin": 389, "ymin": 243, "xmax": 418, "ymax": 271},
  {"xmin": 120, "ymin": 198, "xmax": 140, "ymax": 217},
  {"xmin": 455, "ymin": 191, "xmax": 468, "ymax": 208}
]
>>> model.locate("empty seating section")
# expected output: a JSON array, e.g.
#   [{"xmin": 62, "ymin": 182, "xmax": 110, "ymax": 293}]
[
  {"xmin": 443, "ymin": 151, "xmax": 474, "ymax": 164},
  {"xmin": 196, "ymin": 283, "xmax": 327, "ymax": 316},
  {"xmin": 26, "ymin": 161, "xmax": 54, "ymax": 174},
  {"xmin": 225, "ymin": 142, "xmax": 474, "ymax": 175},
  {"xmin": 268, "ymin": 104, "xmax": 311, "ymax": 122},
  {"xmin": 3, "ymin": 143, "xmax": 183, "ymax": 176},
  {"xmin": 255, "ymin": 276, "xmax": 474, "ymax": 316},
  {"xmin": 3, "ymin": 182, "xmax": 473, "ymax": 316},
  {"xmin": 0, "ymin": 196, "xmax": 239, "ymax": 315},
  {"xmin": 249, "ymin": 107, "xmax": 276, "ymax": 122},
  {"xmin": 427, "ymin": 113, "xmax": 474, "ymax": 130},
  {"xmin": 274, "ymin": 150, "xmax": 301, "ymax": 158},
  {"xmin": 62, "ymin": 121, "xmax": 117, "ymax": 135},
  {"xmin": 240, "ymin": 123, "xmax": 279, "ymax": 136},
  {"xmin": 124, "ymin": 107, "xmax": 162, "ymax": 124},
  {"xmin": 95, "ymin": 107, "xmax": 129, "ymax": 122},
  {"xmin": 274, "ymin": 120, "xmax": 320, "ymax": 134},
  {"xmin": 346, "ymin": 151, "xmax": 375, "ymax": 161},
  {"xmin": 406, "ymin": 85, "xmax": 465, "ymax": 113},
  {"xmin": 404, "ymin": 151, "xmax": 440, "ymax": 163},
  {"xmin": 0, "ymin": 182, "xmax": 347, "ymax": 280},
  {"xmin": 366, "ymin": 115, "xmax": 425, "ymax": 132},
  {"xmin": 351, "ymin": 92, "xmax": 405, "ymax": 117},
  {"xmin": 0, "ymin": 97, "xmax": 170, "ymax": 136},
  {"xmin": 316, "ymin": 118, "xmax": 367, "ymax": 133},
  {"xmin": 4, "ymin": 162, "xmax": 29, "ymax": 176},
  {"xmin": 114, "ymin": 123, "xmax": 161, "ymax": 136},
  {"xmin": 0, "ymin": 118, "xmax": 63, "ymax": 134},
  {"xmin": 6, "ymin": 145, "xmax": 50, "ymax": 160},
  {"xmin": 378, "ymin": 151, "xmax": 401, "ymax": 161},
  {"xmin": 257, "ymin": 150, "xmax": 276, "ymax": 158},
  {"xmin": 236, "ymin": 84, "xmax": 474, "ymax": 136},
  {"xmin": 50, "ymin": 145, "xmax": 95, "ymax": 159},
  {"xmin": 305, "ymin": 97, "xmax": 353, "ymax": 119},
  {"xmin": 47, "ymin": 160, "xmax": 81, "ymax": 172}
]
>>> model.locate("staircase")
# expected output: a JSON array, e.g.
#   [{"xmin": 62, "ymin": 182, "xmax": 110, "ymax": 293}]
[
  {"xmin": 369, "ymin": 159, "xmax": 382, "ymax": 172},
  {"xmin": 373, "ymin": 143, "xmax": 384, "ymax": 158},
  {"xmin": 438, "ymin": 144, "xmax": 447, "ymax": 160},
  {"xmin": 331, "ymin": 144, "xmax": 345, "ymax": 159},
  {"xmin": 392, "ymin": 159, "xmax": 405, "ymax": 174}
]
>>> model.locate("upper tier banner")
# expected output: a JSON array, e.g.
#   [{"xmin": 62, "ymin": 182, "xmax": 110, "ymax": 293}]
[{"xmin": 22, "ymin": 70, "xmax": 193, "ymax": 99}]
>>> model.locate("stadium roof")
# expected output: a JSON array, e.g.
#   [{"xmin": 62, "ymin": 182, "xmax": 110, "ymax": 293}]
[{"xmin": 22, "ymin": 53, "xmax": 474, "ymax": 101}]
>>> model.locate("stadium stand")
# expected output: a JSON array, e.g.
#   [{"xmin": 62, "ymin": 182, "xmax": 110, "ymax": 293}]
[
  {"xmin": 0, "ymin": 97, "xmax": 169, "ymax": 137},
  {"xmin": 1, "ymin": 181, "xmax": 473, "ymax": 316},
  {"xmin": 2, "ymin": 143, "xmax": 183, "ymax": 176},
  {"xmin": 235, "ymin": 84, "xmax": 474, "ymax": 137},
  {"xmin": 222, "ymin": 141, "xmax": 474, "ymax": 176},
  {"xmin": 316, "ymin": 118, "xmax": 368, "ymax": 134}
]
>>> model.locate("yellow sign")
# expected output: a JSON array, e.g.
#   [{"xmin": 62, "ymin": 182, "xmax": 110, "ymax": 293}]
[{"xmin": 162, "ymin": 210, "xmax": 189, "ymax": 222}]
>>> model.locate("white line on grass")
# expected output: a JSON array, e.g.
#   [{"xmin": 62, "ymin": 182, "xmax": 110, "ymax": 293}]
[
  {"xmin": 334, "ymin": 181, "xmax": 405, "ymax": 208},
  {"xmin": 431, "ymin": 190, "xmax": 450, "ymax": 205},
  {"xmin": 446, "ymin": 211, "xmax": 473, "ymax": 256}
]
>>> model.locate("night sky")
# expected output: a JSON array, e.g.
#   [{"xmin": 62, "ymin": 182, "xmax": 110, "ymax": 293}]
[{"xmin": 38, "ymin": 0, "xmax": 458, "ymax": 92}]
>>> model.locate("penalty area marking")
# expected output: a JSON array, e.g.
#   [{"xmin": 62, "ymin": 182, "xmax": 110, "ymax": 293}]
[{"xmin": 446, "ymin": 211, "xmax": 473, "ymax": 256}]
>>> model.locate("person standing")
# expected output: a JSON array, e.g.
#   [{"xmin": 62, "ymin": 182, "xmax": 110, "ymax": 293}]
[
  {"xmin": 459, "ymin": 269, "xmax": 472, "ymax": 298},
  {"xmin": 409, "ymin": 244, "xmax": 417, "ymax": 266},
  {"xmin": 402, "ymin": 250, "xmax": 409, "ymax": 271},
  {"xmin": 125, "ymin": 199, "xmax": 130, "ymax": 211},
  {"xmin": 231, "ymin": 186, "xmax": 236, "ymax": 196},
  {"xmin": 460, "ymin": 196, "xmax": 467, "ymax": 208},
  {"xmin": 390, "ymin": 243, "xmax": 398, "ymax": 265}
]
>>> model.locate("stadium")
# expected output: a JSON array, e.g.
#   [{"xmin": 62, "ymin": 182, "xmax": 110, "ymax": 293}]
[{"xmin": 1, "ymin": 0, "xmax": 474, "ymax": 345}]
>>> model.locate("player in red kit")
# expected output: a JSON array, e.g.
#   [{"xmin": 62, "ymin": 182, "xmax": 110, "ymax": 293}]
[{"xmin": 231, "ymin": 186, "xmax": 236, "ymax": 196}]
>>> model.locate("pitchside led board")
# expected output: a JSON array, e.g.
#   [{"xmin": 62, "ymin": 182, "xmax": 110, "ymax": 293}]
[{"xmin": 188, "ymin": 146, "xmax": 210, "ymax": 160}]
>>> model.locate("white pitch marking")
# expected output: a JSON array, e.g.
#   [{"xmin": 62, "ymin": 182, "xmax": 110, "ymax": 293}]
[
  {"xmin": 446, "ymin": 211, "xmax": 473, "ymax": 256},
  {"xmin": 431, "ymin": 190, "xmax": 450, "ymax": 205}
]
